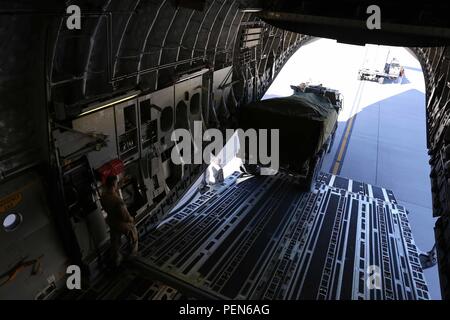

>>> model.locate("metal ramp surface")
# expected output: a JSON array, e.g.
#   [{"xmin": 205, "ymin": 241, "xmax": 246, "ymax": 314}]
[{"xmin": 132, "ymin": 172, "xmax": 430, "ymax": 300}]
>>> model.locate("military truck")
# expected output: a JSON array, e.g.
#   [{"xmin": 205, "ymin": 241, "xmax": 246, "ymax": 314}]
[{"xmin": 238, "ymin": 84, "xmax": 342, "ymax": 190}]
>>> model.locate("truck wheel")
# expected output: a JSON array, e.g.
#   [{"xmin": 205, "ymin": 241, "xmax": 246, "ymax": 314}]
[
  {"xmin": 378, "ymin": 77, "xmax": 384, "ymax": 84},
  {"xmin": 328, "ymin": 131, "xmax": 336, "ymax": 153},
  {"xmin": 305, "ymin": 156, "xmax": 319, "ymax": 192},
  {"xmin": 241, "ymin": 163, "xmax": 261, "ymax": 176}
]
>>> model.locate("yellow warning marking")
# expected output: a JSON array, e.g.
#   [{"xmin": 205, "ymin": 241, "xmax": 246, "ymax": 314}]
[
  {"xmin": 0, "ymin": 192, "xmax": 22, "ymax": 214},
  {"xmin": 0, "ymin": 181, "xmax": 36, "ymax": 214},
  {"xmin": 332, "ymin": 116, "xmax": 356, "ymax": 175}
]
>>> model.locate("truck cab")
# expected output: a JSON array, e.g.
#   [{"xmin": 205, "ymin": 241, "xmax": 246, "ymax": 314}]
[
  {"xmin": 357, "ymin": 46, "xmax": 404, "ymax": 84},
  {"xmin": 386, "ymin": 58, "xmax": 402, "ymax": 78}
]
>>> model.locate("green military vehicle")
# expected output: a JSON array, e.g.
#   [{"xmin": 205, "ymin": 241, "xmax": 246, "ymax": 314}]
[{"xmin": 238, "ymin": 84, "xmax": 343, "ymax": 190}]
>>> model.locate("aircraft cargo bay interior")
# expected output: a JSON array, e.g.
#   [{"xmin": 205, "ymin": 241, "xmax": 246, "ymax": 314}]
[{"xmin": 1, "ymin": 1, "xmax": 450, "ymax": 303}]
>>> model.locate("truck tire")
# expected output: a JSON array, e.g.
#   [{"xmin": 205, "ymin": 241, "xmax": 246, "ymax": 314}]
[
  {"xmin": 299, "ymin": 156, "xmax": 319, "ymax": 192},
  {"xmin": 241, "ymin": 163, "xmax": 260, "ymax": 176},
  {"xmin": 306, "ymin": 155, "xmax": 323, "ymax": 191},
  {"xmin": 327, "ymin": 130, "xmax": 336, "ymax": 153}
]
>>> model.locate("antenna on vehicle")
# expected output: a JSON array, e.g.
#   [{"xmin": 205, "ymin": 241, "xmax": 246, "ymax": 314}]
[{"xmin": 385, "ymin": 49, "xmax": 391, "ymax": 65}]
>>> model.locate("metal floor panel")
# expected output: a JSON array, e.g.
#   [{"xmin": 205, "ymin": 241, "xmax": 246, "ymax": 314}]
[
  {"xmin": 132, "ymin": 171, "xmax": 429, "ymax": 300},
  {"xmin": 57, "ymin": 268, "xmax": 186, "ymax": 300}
]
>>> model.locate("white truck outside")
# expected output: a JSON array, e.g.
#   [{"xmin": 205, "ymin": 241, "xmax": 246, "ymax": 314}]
[{"xmin": 357, "ymin": 45, "xmax": 404, "ymax": 84}]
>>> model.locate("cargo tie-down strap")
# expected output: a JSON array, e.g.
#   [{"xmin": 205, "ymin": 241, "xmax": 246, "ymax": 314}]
[{"xmin": 0, "ymin": 255, "xmax": 43, "ymax": 287}]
